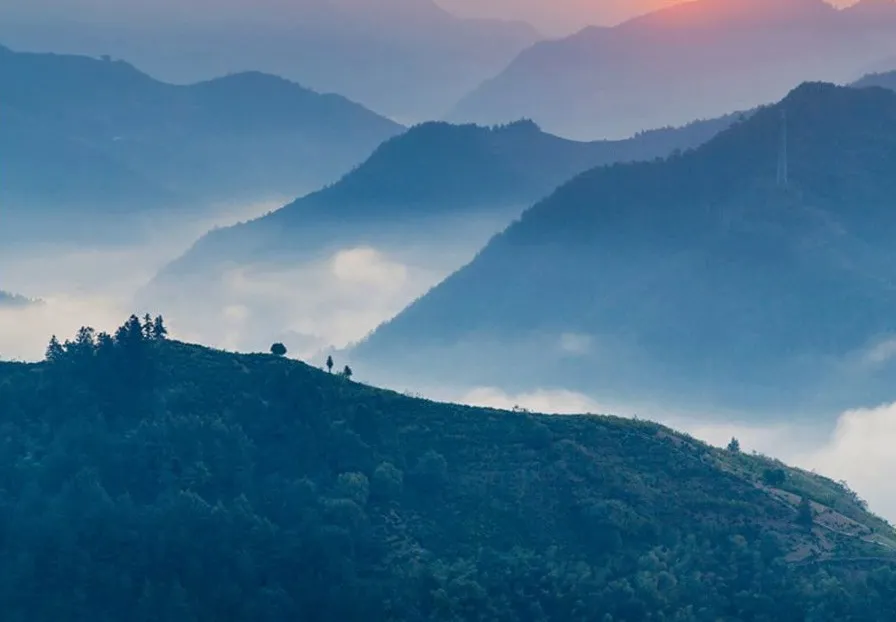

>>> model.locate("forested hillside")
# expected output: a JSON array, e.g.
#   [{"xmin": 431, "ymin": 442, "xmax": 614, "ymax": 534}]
[{"xmin": 0, "ymin": 316, "xmax": 895, "ymax": 620}]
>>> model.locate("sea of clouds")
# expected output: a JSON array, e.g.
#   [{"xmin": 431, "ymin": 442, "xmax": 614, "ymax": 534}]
[{"xmin": 2, "ymin": 198, "xmax": 895, "ymax": 524}]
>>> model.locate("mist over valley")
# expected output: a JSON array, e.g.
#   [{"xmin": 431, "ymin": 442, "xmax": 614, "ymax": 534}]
[{"xmin": 4, "ymin": 2, "xmax": 896, "ymax": 618}]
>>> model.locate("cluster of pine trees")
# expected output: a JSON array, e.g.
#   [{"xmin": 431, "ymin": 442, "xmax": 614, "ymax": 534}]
[{"xmin": 46, "ymin": 313, "xmax": 168, "ymax": 363}]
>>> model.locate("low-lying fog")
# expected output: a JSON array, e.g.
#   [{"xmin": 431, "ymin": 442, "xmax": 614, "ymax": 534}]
[
  {"xmin": 1, "ymin": 200, "xmax": 895, "ymax": 525},
  {"xmin": 0, "ymin": 197, "xmax": 470, "ymax": 363}
]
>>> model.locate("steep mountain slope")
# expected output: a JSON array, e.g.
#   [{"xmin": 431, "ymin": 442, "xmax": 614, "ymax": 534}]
[
  {"xmin": 0, "ymin": 318, "xmax": 893, "ymax": 620},
  {"xmin": 0, "ymin": 0, "xmax": 538, "ymax": 122},
  {"xmin": 156, "ymin": 114, "xmax": 738, "ymax": 276},
  {"xmin": 354, "ymin": 83, "xmax": 896, "ymax": 418},
  {"xmin": 0, "ymin": 45, "xmax": 403, "ymax": 242},
  {"xmin": 449, "ymin": 0, "xmax": 896, "ymax": 139}
]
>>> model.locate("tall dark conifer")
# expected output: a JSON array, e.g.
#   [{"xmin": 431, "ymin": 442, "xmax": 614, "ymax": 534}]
[
  {"xmin": 45, "ymin": 335, "xmax": 64, "ymax": 362},
  {"xmin": 152, "ymin": 315, "xmax": 168, "ymax": 340}
]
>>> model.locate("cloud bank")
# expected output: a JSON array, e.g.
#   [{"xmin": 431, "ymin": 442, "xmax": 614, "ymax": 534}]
[{"xmin": 165, "ymin": 245, "xmax": 444, "ymax": 358}]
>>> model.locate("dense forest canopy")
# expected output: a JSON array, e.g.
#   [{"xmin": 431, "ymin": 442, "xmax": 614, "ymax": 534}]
[{"xmin": 0, "ymin": 315, "xmax": 895, "ymax": 620}]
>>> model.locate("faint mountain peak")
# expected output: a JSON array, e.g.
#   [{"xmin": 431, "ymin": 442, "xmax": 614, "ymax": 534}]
[
  {"xmin": 849, "ymin": 0, "xmax": 896, "ymax": 7},
  {"xmin": 194, "ymin": 71, "xmax": 316, "ymax": 95},
  {"xmin": 624, "ymin": 0, "xmax": 835, "ymax": 30},
  {"xmin": 779, "ymin": 79, "xmax": 896, "ymax": 112},
  {"xmin": 493, "ymin": 118, "xmax": 542, "ymax": 132},
  {"xmin": 843, "ymin": 0, "xmax": 896, "ymax": 18},
  {"xmin": 781, "ymin": 80, "xmax": 843, "ymax": 102}
]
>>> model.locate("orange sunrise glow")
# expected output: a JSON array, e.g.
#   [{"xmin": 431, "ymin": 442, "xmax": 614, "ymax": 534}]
[{"xmin": 440, "ymin": 0, "xmax": 864, "ymax": 35}]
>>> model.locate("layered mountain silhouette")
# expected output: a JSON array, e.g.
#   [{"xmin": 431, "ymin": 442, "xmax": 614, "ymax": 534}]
[
  {"xmin": 143, "ymin": 113, "xmax": 738, "ymax": 356},
  {"xmin": 0, "ymin": 44, "xmax": 402, "ymax": 243},
  {"xmin": 151, "ymin": 113, "xmax": 739, "ymax": 281},
  {"xmin": 353, "ymin": 83, "xmax": 896, "ymax": 419},
  {"xmin": 0, "ymin": 0, "xmax": 538, "ymax": 122},
  {"xmin": 449, "ymin": 0, "xmax": 896, "ymax": 139}
]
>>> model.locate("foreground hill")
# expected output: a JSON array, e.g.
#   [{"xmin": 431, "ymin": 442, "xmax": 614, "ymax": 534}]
[
  {"xmin": 0, "ymin": 44, "xmax": 403, "ymax": 243},
  {"xmin": 449, "ymin": 0, "xmax": 896, "ymax": 138},
  {"xmin": 353, "ymin": 82, "xmax": 896, "ymax": 418},
  {"xmin": 0, "ymin": 317, "xmax": 894, "ymax": 620}
]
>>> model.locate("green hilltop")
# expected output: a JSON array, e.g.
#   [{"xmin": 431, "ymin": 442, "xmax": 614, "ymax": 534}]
[{"xmin": 0, "ymin": 315, "xmax": 895, "ymax": 620}]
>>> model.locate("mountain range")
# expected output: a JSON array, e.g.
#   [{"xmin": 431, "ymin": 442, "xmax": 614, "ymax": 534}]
[
  {"xmin": 352, "ymin": 82, "xmax": 896, "ymax": 419},
  {"xmin": 156, "ymin": 114, "xmax": 740, "ymax": 275},
  {"xmin": 0, "ymin": 0, "xmax": 538, "ymax": 122},
  {"xmin": 0, "ymin": 44, "xmax": 402, "ymax": 244},
  {"xmin": 449, "ymin": 0, "xmax": 896, "ymax": 139},
  {"xmin": 1, "ymin": 318, "xmax": 894, "ymax": 619},
  {"xmin": 8, "ymin": 7, "xmax": 896, "ymax": 620},
  {"xmin": 142, "ymin": 112, "xmax": 742, "ymax": 353}
]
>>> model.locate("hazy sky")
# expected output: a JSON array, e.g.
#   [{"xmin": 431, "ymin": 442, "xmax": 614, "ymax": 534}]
[
  {"xmin": 440, "ymin": 0, "xmax": 858, "ymax": 34},
  {"xmin": 0, "ymin": 0, "xmax": 863, "ymax": 36},
  {"xmin": 440, "ymin": 0, "xmax": 676, "ymax": 33}
]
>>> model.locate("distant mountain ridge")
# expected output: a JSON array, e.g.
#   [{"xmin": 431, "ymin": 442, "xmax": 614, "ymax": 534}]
[
  {"xmin": 354, "ymin": 82, "xmax": 896, "ymax": 418},
  {"xmin": 0, "ymin": 0, "xmax": 539, "ymax": 122},
  {"xmin": 143, "ymin": 111, "xmax": 741, "ymax": 357},
  {"xmin": 0, "ymin": 44, "xmax": 403, "ymax": 243},
  {"xmin": 854, "ymin": 68, "xmax": 896, "ymax": 91},
  {"xmin": 449, "ymin": 0, "xmax": 896, "ymax": 138},
  {"xmin": 153, "ymin": 112, "xmax": 741, "ymax": 278},
  {"xmin": 0, "ymin": 291, "xmax": 35, "ymax": 307}
]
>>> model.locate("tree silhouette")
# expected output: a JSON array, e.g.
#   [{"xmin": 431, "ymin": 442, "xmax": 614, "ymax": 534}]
[
  {"xmin": 342, "ymin": 365, "xmax": 353, "ymax": 380},
  {"xmin": 142, "ymin": 314, "xmax": 154, "ymax": 340},
  {"xmin": 152, "ymin": 315, "xmax": 168, "ymax": 340},
  {"xmin": 45, "ymin": 335, "xmax": 64, "ymax": 362},
  {"xmin": 727, "ymin": 438, "xmax": 741, "ymax": 453},
  {"xmin": 326, "ymin": 356, "xmax": 334, "ymax": 373},
  {"xmin": 270, "ymin": 343, "xmax": 288, "ymax": 357},
  {"xmin": 115, "ymin": 315, "xmax": 145, "ymax": 352}
]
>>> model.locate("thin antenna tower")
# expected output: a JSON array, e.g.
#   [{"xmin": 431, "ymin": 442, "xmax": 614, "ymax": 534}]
[{"xmin": 777, "ymin": 108, "xmax": 789, "ymax": 187}]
